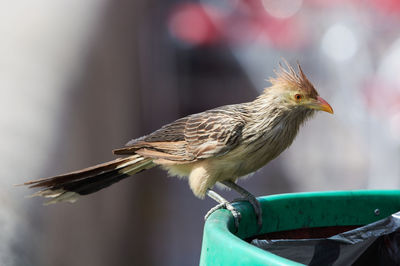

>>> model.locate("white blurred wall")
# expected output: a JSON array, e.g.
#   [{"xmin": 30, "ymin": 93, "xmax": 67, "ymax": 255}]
[{"xmin": 0, "ymin": 1, "xmax": 107, "ymax": 265}]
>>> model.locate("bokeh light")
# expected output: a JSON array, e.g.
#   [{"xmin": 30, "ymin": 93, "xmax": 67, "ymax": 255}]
[
  {"xmin": 168, "ymin": 3, "xmax": 222, "ymax": 46},
  {"xmin": 321, "ymin": 23, "xmax": 358, "ymax": 62}
]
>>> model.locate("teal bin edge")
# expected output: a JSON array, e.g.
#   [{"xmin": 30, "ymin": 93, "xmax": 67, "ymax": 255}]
[{"xmin": 200, "ymin": 190, "xmax": 400, "ymax": 266}]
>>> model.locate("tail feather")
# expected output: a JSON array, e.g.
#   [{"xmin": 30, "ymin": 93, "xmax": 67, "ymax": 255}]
[
  {"xmin": 23, "ymin": 155, "xmax": 154, "ymax": 204},
  {"xmin": 24, "ymin": 155, "xmax": 142, "ymax": 189}
]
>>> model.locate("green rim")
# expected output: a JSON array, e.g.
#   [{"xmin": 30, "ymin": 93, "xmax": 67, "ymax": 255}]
[{"xmin": 200, "ymin": 190, "xmax": 400, "ymax": 266}]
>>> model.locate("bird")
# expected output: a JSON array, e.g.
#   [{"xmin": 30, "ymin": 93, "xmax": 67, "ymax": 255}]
[{"xmin": 22, "ymin": 61, "xmax": 333, "ymax": 230}]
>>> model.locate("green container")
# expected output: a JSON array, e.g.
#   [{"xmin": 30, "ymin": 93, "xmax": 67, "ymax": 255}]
[{"xmin": 200, "ymin": 190, "xmax": 400, "ymax": 266}]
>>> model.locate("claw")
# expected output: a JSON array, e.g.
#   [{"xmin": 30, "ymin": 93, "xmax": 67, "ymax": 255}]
[
  {"xmin": 233, "ymin": 196, "xmax": 262, "ymax": 232},
  {"xmin": 221, "ymin": 181, "xmax": 263, "ymax": 232},
  {"xmin": 204, "ymin": 202, "xmax": 241, "ymax": 231}
]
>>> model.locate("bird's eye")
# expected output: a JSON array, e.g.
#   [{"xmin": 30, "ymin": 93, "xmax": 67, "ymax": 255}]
[{"xmin": 294, "ymin": 94, "xmax": 302, "ymax": 101}]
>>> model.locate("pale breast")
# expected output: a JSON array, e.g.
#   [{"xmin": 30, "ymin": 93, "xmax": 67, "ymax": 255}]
[{"xmin": 210, "ymin": 115, "xmax": 302, "ymax": 180}]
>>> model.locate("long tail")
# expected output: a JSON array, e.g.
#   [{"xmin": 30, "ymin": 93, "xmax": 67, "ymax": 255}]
[{"xmin": 22, "ymin": 155, "xmax": 154, "ymax": 205}]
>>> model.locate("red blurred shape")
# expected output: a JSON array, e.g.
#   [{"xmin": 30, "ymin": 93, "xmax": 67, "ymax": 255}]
[
  {"xmin": 168, "ymin": 1, "xmax": 309, "ymax": 50},
  {"xmin": 226, "ymin": 0, "xmax": 309, "ymax": 49},
  {"xmin": 262, "ymin": 16, "xmax": 308, "ymax": 50},
  {"xmin": 168, "ymin": 3, "xmax": 222, "ymax": 46},
  {"xmin": 369, "ymin": 0, "xmax": 400, "ymax": 16}
]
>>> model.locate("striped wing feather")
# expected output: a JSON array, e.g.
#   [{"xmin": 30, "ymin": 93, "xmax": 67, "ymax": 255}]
[{"xmin": 113, "ymin": 106, "xmax": 246, "ymax": 162}]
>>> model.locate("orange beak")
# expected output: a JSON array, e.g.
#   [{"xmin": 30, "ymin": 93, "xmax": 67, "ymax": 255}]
[{"xmin": 308, "ymin": 96, "xmax": 334, "ymax": 114}]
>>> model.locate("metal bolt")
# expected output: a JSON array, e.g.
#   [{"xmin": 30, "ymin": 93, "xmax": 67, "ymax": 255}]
[{"xmin": 374, "ymin": 209, "xmax": 380, "ymax": 216}]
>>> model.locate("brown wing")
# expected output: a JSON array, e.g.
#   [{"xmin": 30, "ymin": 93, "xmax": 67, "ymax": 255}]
[
  {"xmin": 113, "ymin": 117, "xmax": 189, "ymax": 159},
  {"xmin": 113, "ymin": 106, "xmax": 246, "ymax": 162},
  {"xmin": 184, "ymin": 109, "xmax": 245, "ymax": 159}
]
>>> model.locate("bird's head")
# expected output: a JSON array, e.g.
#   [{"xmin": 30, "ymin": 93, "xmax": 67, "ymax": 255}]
[{"xmin": 266, "ymin": 61, "xmax": 333, "ymax": 114}]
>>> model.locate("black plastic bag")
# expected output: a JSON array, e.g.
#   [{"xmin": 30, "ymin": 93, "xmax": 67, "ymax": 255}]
[{"xmin": 252, "ymin": 211, "xmax": 400, "ymax": 265}]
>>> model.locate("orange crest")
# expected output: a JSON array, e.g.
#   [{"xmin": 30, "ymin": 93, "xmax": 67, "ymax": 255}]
[{"xmin": 269, "ymin": 60, "xmax": 318, "ymax": 98}]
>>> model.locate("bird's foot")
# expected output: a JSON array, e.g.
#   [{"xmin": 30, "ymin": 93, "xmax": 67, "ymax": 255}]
[
  {"xmin": 220, "ymin": 180, "xmax": 263, "ymax": 232},
  {"xmin": 233, "ymin": 195, "xmax": 262, "ymax": 232},
  {"xmin": 204, "ymin": 201, "xmax": 241, "ymax": 231}
]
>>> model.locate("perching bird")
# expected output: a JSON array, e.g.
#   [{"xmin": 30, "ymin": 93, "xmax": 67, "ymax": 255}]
[{"xmin": 22, "ymin": 61, "xmax": 333, "ymax": 229}]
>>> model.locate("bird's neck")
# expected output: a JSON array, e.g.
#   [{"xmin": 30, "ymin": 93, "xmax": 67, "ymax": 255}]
[{"xmin": 244, "ymin": 94, "xmax": 314, "ymax": 141}]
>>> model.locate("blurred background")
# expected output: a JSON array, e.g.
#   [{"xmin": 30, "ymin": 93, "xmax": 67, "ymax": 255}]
[{"xmin": 1, "ymin": 0, "xmax": 400, "ymax": 265}]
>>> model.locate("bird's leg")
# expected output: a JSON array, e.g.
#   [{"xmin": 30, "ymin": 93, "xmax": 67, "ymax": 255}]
[
  {"xmin": 204, "ymin": 189, "xmax": 241, "ymax": 230},
  {"xmin": 220, "ymin": 180, "xmax": 262, "ymax": 231}
]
